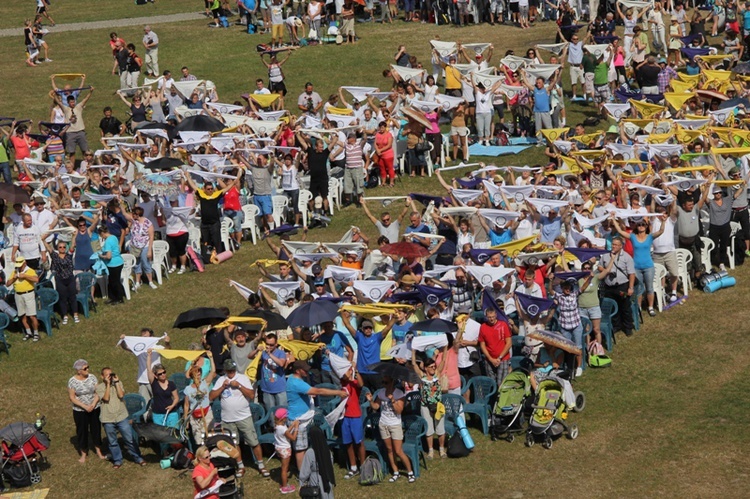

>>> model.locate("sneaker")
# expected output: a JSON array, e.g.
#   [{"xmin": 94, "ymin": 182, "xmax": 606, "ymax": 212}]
[
  {"xmin": 719, "ymin": 264, "xmax": 727, "ymax": 272},
  {"xmin": 669, "ymin": 293, "xmax": 678, "ymax": 303},
  {"xmin": 280, "ymin": 485, "xmax": 296, "ymax": 494},
  {"xmin": 575, "ymin": 367, "xmax": 583, "ymax": 377},
  {"xmin": 149, "ymin": 282, "xmax": 158, "ymax": 289},
  {"xmin": 439, "ymin": 448, "xmax": 447, "ymax": 458},
  {"xmin": 168, "ymin": 266, "xmax": 176, "ymax": 274},
  {"xmin": 178, "ymin": 266, "xmax": 186, "ymax": 274},
  {"xmin": 426, "ymin": 450, "xmax": 434, "ymax": 460},
  {"xmin": 44, "ymin": 58, "xmax": 53, "ymax": 62},
  {"xmin": 648, "ymin": 308, "xmax": 656, "ymax": 317},
  {"xmin": 133, "ymin": 282, "xmax": 141, "ymax": 291},
  {"xmin": 74, "ymin": 315, "xmax": 81, "ymax": 323},
  {"xmin": 745, "ymin": 250, "xmax": 750, "ymax": 258},
  {"xmin": 343, "ymin": 469, "xmax": 359, "ymax": 479},
  {"xmin": 62, "ymin": 317, "xmax": 68, "ymax": 325},
  {"xmin": 33, "ymin": 333, "xmax": 40, "ymax": 342}
]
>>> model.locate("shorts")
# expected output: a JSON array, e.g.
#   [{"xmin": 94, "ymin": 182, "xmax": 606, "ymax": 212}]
[
  {"xmin": 378, "ymin": 422, "xmax": 404, "ymax": 441},
  {"xmin": 275, "ymin": 446, "xmax": 292, "ymax": 459},
  {"xmin": 223, "ymin": 210, "xmax": 244, "ymax": 233},
  {"xmin": 341, "ymin": 18, "xmax": 355, "ymax": 36},
  {"xmin": 269, "ymin": 80, "xmax": 287, "ymax": 96},
  {"xmin": 309, "ymin": 179, "xmax": 329, "ymax": 199},
  {"xmin": 36, "ymin": 6, "xmax": 46, "ymax": 14},
  {"xmin": 519, "ymin": 5, "xmax": 529, "ymax": 17},
  {"xmin": 292, "ymin": 420, "xmax": 310, "ymax": 451},
  {"xmin": 451, "ymin": 126, "xmax": 470, "ymax": 137},
  {"xmin": 584, "ymin": 73, "xmax": 595, "ymax": 94},
  {"xmin": 341, "ymin": 416, "xmax": 364, "ymax": 444},
  {"xmin": 457, "ymin": 1, "xmax": 469, "ymax": 15},
  {"xmin": 420, "ymin": 405, "xmax": 446, "ymax": 436},
  {"xmin": 594, "ymin": 84, "xmax": 611, "ymax": 103},
  {"xmin": 153, "ymin": 411, "xmax": 180, "ymax": 428},
  {"xmin": 222, "ymin": 417, "xmax": 259, "ymax": 448},
  {"xmin": 254, "ymin": 194, "xmax": 273, "ymax": 216},
  {"xmin": 579, "ymin": 305, "xmax": 602, "ymax": 320},
  {"xmin": 510, "ymin": 2, "xmax": 519, "ymax": 13},
  {"xmin": 653, "ymin": 252, "xmax": 679, "ymax": 277},
  {"xmin": 272, "ymin": 23, "xmax": 284, "ymax": 39},
  {"xmin": 570, "ymin": 65, "xmax": 585, "ymax": 85},
  {"xmin": 490, "ymin": 1, "xmax": 504, "ymax": 14},
  {"xmin": 15, "ymin": 292, "xmax": 36, "ymax": 317}
]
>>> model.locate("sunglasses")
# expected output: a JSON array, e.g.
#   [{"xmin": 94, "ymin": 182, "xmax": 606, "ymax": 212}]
[{"xmin": 156, "ymin": 371, "xmax": 166, "ymax": 376}]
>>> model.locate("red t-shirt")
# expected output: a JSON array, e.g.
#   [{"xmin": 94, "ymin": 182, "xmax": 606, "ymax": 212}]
[
  {"xmin": 223, "ymin": 187, "xmax": 241, "ymax": 211},
  {"xmin": 343, "ymin": 378, "xmax": 362, "ymax": 418},
  {"xmin": 10, "ymin": 136, "xmax": 33, "ymax": 161},
  {"xmin": 478, "ymin": 320, "xmax": 511, "ymax": 361},
  {"xmin": 192, "ymin": 463, "xmax": 219, "ymax": 499}
]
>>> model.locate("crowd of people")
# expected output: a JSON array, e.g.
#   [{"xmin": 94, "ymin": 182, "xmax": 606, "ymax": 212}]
[{"xmin": 6, "ymin": 0, "xmax": 750, "ymax": 497}]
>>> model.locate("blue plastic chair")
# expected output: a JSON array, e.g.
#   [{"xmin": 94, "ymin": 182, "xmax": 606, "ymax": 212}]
[
  {"xmin": 76, "ymin": 272, "xmax": 98, "ymax": 318},
  {"xmin": 249, "ymin": 402, "xmax": 268, "ymax": 440},
  {"xmin": 511, "ymin": 334, "xmax": 525, "ymax": 356},
  {"xmin": 401, "ymin": 415, "xmax": 428, "ymax": 477},
  {"xmin": 460, "ymin": 376, "xmax": 497, "ymax": 435},
  {"xmin": 631, "ymin": 281, "xmax": 644, "ymax": 331},
  {"xmin": 0, "ymin": 313, "xmax": 10, "ymax": 357},
  {"xmin": 600, "ymin": 298, "xmax": 618, "ymax": 352},
  {"xmin": 211, "ymin": 397, "xmax": 222, "ymax": 423},
  {"xmin": 124, "ymin": 393, "xmax": 148, "ymax": 423},
  {"xmin": 259, "ymin": 405, "xmax": 286, "ymax": 447},
  {"xmin": 169, "ymin": 373, "xmax": 191, "ymax": 399},
  {"xmin": 361, "ymin": 412, "xmax": 387, "ymax": 471},
  {"xmin": 440, "ymin": 393, "xmax": 465, "ymax": 437},
  {"xmin": 579, "ymin": 317, "xmax": 594, "ymax": 372},
  {"xmin": 36, "ymin": 288, "xmax": 59, "ymax": 337},
  {"xmin": 313, "ymin": 383, "xmax": 341, "ymax": 413}
]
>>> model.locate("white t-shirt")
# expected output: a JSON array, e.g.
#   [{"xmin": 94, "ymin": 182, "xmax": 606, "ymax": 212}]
[
  {"xmin": 376, "ymin": 388, "xmax": 404, "ymax": 426},
  {"xmin": 14, "ymin": 225, "xmax": 43, "ymax": 260},
  {"xmin": 515, "ymin": 218, "xmax": 535, "ymax": 240},
  {"xmin": 457, "ymin": 319, "xmax": 480, "ymax": 368},
  {"xmin": 475, "ymin": 90, "xmax": 494, "ymax": 114},
  {"xmin": 652, "ymin": 217, "xmax": 676, "ymax": 253},
  {"xmin": 214, "ymin": 373, "xmax": 253, "ymax": 423},
  {"xmin": 274, "ymin": 424, "xmax": 291, "ymax": 449}
]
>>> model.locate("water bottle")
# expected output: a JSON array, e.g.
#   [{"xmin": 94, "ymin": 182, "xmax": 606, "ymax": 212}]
[{"xmin": 34, "ymin": 412, "xmax": 43, "ymax": 430}]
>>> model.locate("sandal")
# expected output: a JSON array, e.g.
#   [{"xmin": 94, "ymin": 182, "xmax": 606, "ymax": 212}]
[
  {"xmin": 389, "ymin": 473, "xmax": 400, "ymax": 483},
  {"xmin": 343, "ymin": 469, "xmax": 359, "ymax": 479},
  {"xmin": 407, "ymin": 473, "xmax": 416, "ymax": 483},
  {"xmin": 236, "ymin": 467, "xmax": 245, "ymax": 478},
  {"xmin": 260, "ymin": 467, "xmax": 271, "ymax": 478},
  {"xmin": 112, "ymin": 464, "xmax": 121, "ymax": 469}
]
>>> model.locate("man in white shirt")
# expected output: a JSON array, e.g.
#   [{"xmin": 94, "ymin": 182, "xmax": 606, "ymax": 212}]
[
  {"xmin": 514, "ymin": 208, "xmax": 536, "ymax": 240},
  {"xmin": 142, "ymin": 26, "xmax": 159, "ymax": 77},
  {"xmin": 254, "ymin": 79, "xmax": 271, "ymax": 95},
  {"xmin": 209, "ymin": 359, "xmax": 269, "ymax": 478},
  {"xmin": 31, "ymin": 197, "xmax": 56, "ymax": 243},
  {"xmin": 651, "ymin": 203, "xmax": 679, "ymax": 302},
  {"xmin": 12, "ymin": 213, "xmax": 45, "ymax": 271}
]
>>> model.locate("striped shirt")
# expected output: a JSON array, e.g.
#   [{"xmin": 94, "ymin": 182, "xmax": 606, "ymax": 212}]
[{"xmin": 344, "ymin": 143, "xmax": 364, "ymax": 169}]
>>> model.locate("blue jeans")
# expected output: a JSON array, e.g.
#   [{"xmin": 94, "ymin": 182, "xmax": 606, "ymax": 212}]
[
  {"xmin": 262, "ymin": 391, "xmax": 288, "ymax": 411},
  {"xmin": 133, "ymin": 247, "xmax": 153, "ymax": 278},
  {"xmin": 635, "ymin": 266, "xmax": 655, "ymax": 294},
  {"xmin": 103, "ymin": 419, "xmax": 144, "ymax": 465},
  {"xmin": 560, "ymin": 323, "xmax": 583, "ymax": 351},
  {"xmin": 0, "ymin": 162, "xmax": 11, "ymax": 184}
]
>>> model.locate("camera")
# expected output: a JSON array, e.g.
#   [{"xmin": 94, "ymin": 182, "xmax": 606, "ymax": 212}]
[{"xmin": 109, "ymin": 373, "xmax": 117, "ymax": 382}]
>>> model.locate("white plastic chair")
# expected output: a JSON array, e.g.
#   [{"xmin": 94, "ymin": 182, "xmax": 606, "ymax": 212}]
[
  {"xmin": 121, "ymin": 254, "xmax": 136, "ymax": 301},
  {"xmin": 152, "ymin": 240, "xmax": 170, "ymax": 285},
  {"xmin": 220, "ymin": 218, "xmax": 234, "ymax": 253},
  {"xmin": 298, "ymin": 190, "xmax": 313, "ymax": 227},
  {"xmin": 727, "ymin": 221, "xmax": 741, "ymax": 269},
  {"xmin": 4, "ymin": 226, "xmax": 14, "ymax": 248},
  {"xmin": 653, "ymin": 263, "xmax": 668, "ymax": 312},
  {"xmin": 700, "ymin": 236, "xmax": 715, "ymax": 273},
  {"xmin": 241, "ymin": 204, "xmax": 260, "ymax": 245},
  {"xmin": 327, "ymin": 178, "xmax": 341, "ymax": 215},
  {"xmin": 271, "ymin": 195, "xmax": 289, "ymax": 230},
  {"xmin": 1, "ymin": 247, "xmax": 13, "ymax": 280},
  {"xmin": 675, "ymin": 248, "xmax": 693, "ymax": 295},
  {"xmin": 187, "ymin": 223, "xmax": 202, "ymax": 252}
]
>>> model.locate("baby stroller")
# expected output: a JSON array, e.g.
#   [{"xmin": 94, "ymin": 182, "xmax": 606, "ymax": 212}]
[
  {"xmin": 490, "ymin": 370, "xmax": 531, "ymax": 443},
  {"xmin": 524, "ymin": 376, "xmax": 581, "ymax": 449},
  {"xmin": 134, "ymin": 419, "xmax": 191, "ymax": 456},
  {"xmin": 0, "ymin": 422, "xmax": 50, "ymax": 489},
  {"xmin": 203, "ymin": 428, "xmax": 244, "ymax": 498}
]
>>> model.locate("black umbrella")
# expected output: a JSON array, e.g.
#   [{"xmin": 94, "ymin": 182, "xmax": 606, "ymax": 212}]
[
  {"xmin": 408, "ymin": 318, "xmax": 458, "ymax": 333},
  {"xmin": 171, "ymin": 114, "xmax": 226, "ymax": 139},
  {"xmin": 733, "ymin": 62, "xmax": 750, "ymax": 75},
  {"xmin": 139, "ymin": 121, "xmax": 174, "ymax": 132},
  {"xmin": 719, "ymin": 97, "xmax": 750, "ymax": 110},
  {"xmin": 173, "ymin": 307, "xmax": 227, "ymax": 329},
  {"xmin": 366, "ymin": 362, "xmax": 422, "ymax": 385},
  {"xmin": 239, "ymin": 309, "xmax": 289, "ymax": 331},
  {"xmin": 144, "ymin": 156, "xmax": 184, "ymax": 170},
  {"xmin": 0, "ymin": 184, "xmax": 32, "ymax": 204},
  {"xmin": 285, "ymin": 300, "xmax": 340, "ymax": 328},
  {"xmin": 0, "ymin": 422, "xmax": 49, "ymax": 448}
]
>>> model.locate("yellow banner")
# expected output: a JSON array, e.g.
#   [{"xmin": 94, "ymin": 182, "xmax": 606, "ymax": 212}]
[
  {"xmin": 559, "ymin": 155, "xmax": 582, "ymax": 170},
  {"xmin": 629, "ymin": 99, "xmax": 665, "ymax": 118},
  {"xmin": 568, "ymin": 132, "xmax": 603, "ymax": 145},
  {"xmin": 696, "ymin": 54, "xmax": 732, "ymax": 64},
  {"xmin": 713, "ymin": 179, "xmax": 744, "ymax": 186},
  {"xmin": 663, "ymin": 92, "xmax": 697, "ymax": 110},
  {"xmin": 712, "ymin": 147, "xmax": 750, "ymax": 156},
  {"xmin": 675, "ymin": 126, "xmax": 706, "ymax": 144},
  {"xmin": 539, "ymin": 127, "xmax": 569, "ymax": 142},
  {"xmin": 620, "ymin": 168, "xmax": 653, "ymax": 179},
  {"xmin": 546, "ymin": 167, "xmax": 583, "ymax": 176},
  {"xmin": 255, "ymin": 259, "xmax": 289, "ymax": 267},
  {"xmin": 246, "ymin": 354, "xmax": 262, "ymax": 380},
  {"xmin": 249, "ymin": 93, "xmax": 280, "ymax": 107},
  {"xmin": 646, "ymin": 132, "xmax": 674, "ymax": 144},
  {"xmin": 702, "ymin": 69, "xmax": 732, "ymax": 82},
  {"xmin": 622, "ymin": 118, "xmax": 653, "ymax": 128},
  {"xmin": 661, "ymin": 166, "xmax": 717, "ymax": 174},
  {"xmin": 569, "ymin": 149, "xmax": 605, "ymax": 158},
  {"xmin": 327, "ymin": 106, "xmax": 353, "ymax": 116},
  {"xmin": 678, "ymin": 73, "xmax": 701, "ymax": 84},
  {"xmin": 160, "ymin": 350, "xmax": 205, "ymax": 362},
  {"xmin": 491, "ymin": 234, "xmax": 538, "ymax": 256},
  {"xmin": 669, "ymin": 79, "xmax": 696, "ymax": 93},
  {"xmin": 214, "ymin": 316, "xmax": 267, "ymax": 330}
]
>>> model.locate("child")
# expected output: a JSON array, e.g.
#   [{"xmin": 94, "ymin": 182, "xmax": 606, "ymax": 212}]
[
  {"xmin": 340, "ymin": 366, "xmax": 364, "ymax": 479},
  {"xmin": 270, "ymin": 0, "xmax": 285, "ymax": 49},
  {"xmin": 411, "ymin": 349, "xmax": 447, "ymax": 458},
  {"xmin": 274, "ymin": 408, "xmax": 299, "ymax": 495}
]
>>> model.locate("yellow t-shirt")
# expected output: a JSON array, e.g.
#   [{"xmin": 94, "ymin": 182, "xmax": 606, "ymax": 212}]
[
  {"xmin": 444, "ymin": 65, "xmax": 462, "ymax": 91},
  {"xmin": 12, "ymin": 268, "xmax": 36, "ymax": 293}
]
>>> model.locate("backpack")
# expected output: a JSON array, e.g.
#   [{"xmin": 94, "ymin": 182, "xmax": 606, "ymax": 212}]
[
  {"xmin": 171, "ymin": 447, "xmax": 194, "ymax": 470},
  {"xmin": 447, "ymin": 431, "xmax": 471, "ymax": 458},
  {"xmin": 219, "ymin": 16, "xmax": 229, "ymax": 28},
  {"xmin": 359, "ymin": 456, "xmax": 384, "ymax": 485}
]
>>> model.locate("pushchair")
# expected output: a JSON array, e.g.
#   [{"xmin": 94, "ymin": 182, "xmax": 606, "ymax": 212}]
[
  {"xmin": 134, "ymin": 419, "xmax": 191, "ymax": 456},
  {"xmin": 490, "ymin": 370, "xmax": 531, "ymax": 443},
  {"xmin": 524, "ymin": 376, "xmax": 582, "ymax": 449},
  {"xmin": 203, "ymin": 428, "xmax": 244, "ymax": 498},
  {"xmin": 0, "ymin": 422, "xmax": 50, "ymax": 489}
]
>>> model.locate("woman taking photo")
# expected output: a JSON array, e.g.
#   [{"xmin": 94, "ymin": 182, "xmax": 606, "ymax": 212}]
[
  {"xmin": 611, "ymin": 214, "xmax": 666, "ymax": 317},
  {"xmin": 42, "ymin": 233, "xmax": 79, "ymax": 325},
  {"xmin": 123, "ymin": 205, "xmax": 157, "ymax": 290},
  {"xmin": 146, "ymin": 349, "xmax": 179, "ymax": 428},
  {"xmin": 299, "ymin": 426, "xmax": 337, "ymax": 498},
  {"xmin": 68, "ymin": 359, "xmax": 106, "ymax": 463}
]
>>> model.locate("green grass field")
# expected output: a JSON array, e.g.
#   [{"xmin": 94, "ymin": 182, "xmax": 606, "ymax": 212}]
[{"xmin": 1, "ymin": 4, "xmax": 749, "ymax": 498}]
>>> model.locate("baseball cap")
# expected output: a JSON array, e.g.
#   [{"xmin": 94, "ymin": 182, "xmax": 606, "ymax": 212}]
[
  {"xmin": 14, "ymin": 256, "xmax": 25, "ymax": 268},
  {"xmin": 343, "ymin": 286, "xmax": 355, "ymax": 295},
  {"xmin": 311, "ymin": 263, "xmax": 323, "ymax": 274},
  {"xmin": 223, "ymin": 359, "xmax": 238, "ymax": 371},
  {"xmin": 361, "ymin": 320, "xmax": 374, "ymax": 329},
  {"xmin": 314, "ymin": 278, "xmax": 326, "ymax": 286},
  {"xmin": 275, "ymin": 407, "xmax": 289, "ymax": 419}
]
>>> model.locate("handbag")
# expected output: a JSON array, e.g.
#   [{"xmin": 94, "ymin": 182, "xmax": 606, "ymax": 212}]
[{"xmin": 299, "ymin": 485, "xmax": 321, "ymax": 498}]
